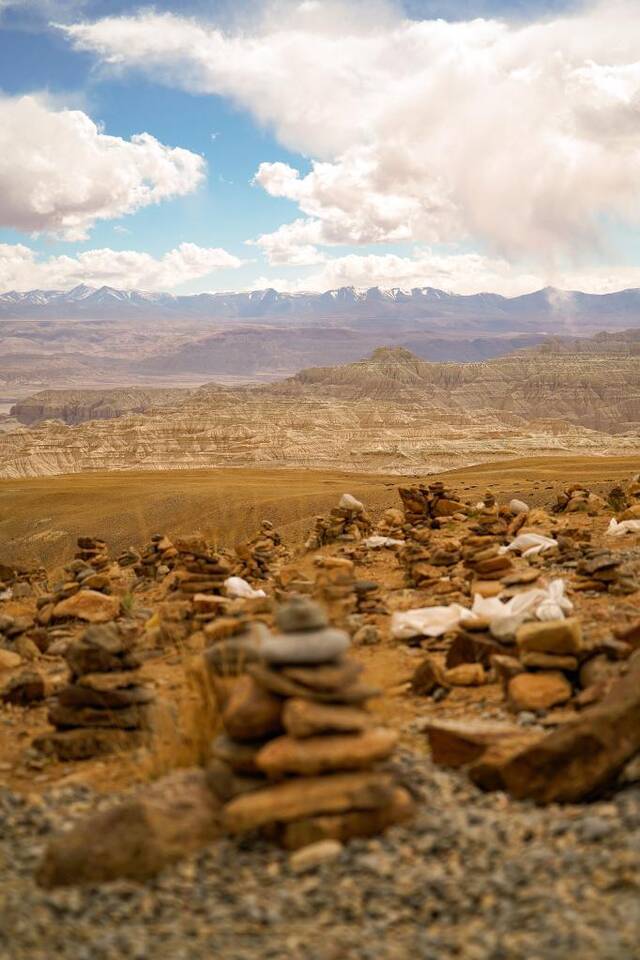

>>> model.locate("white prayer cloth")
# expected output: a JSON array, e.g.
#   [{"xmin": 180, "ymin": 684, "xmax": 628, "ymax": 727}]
[{"xmin": 224, "ymin": 576, "xmax": 267, "ymax": 599}]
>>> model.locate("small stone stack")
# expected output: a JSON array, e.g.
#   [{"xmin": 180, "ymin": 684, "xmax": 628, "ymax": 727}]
[
  {"xmin": 304, "ymin": 495, "xmax": 372, "ymax": 550},
  {"xmin": 34, "ymin": 622, "xmax": 154, "ymax": 761},
  {"xmin": 573, "ymin": 548, "xmax": 639, "ymax": 595},
  {"xmin": 61, "ymin": 537, "xmax": 113, "ymax": 596},
  {"xmin": 469, "ymin": 491, "xmax": 509, "ymax": 537},
  {"xmin": 375, "ymin": 507, "xmax": 406, "ymax": 540},
  {"xmin": 399, "ymin": 534, "xmax": 464, "ymax": 594},
  {"xmin": 398, "ymin": 482, "xmax": 466, "ymax": 529},
  {"xmin": 75, "ymin": 536, "xmax": 109, "ymax": 572},
  {"xmin": 132, "ymin": 534, "xmax": 178, "ymax": 580},
  {"xmin": 313, "ymin": 557, "xmax": 358, "ymax": 627},
  {"xmin": 0, "ymin": 561, "xmax": 46, "ymax": 598},
  {"xmin": 208, "ymin": 597, "xmax": 413, "ymax": 850},
  {"xmin": 461, "ymin": 534, "xmax": 514, "ymax": 588},
  {"xmin": 234, "ymin": 520, "xmax": 287, "ymax": 582},
  {"xmin": 552, "ymin": 484, "xmax": 606, "ymax": 515},
  {"xmin": 170, "ymin": 536, "xmax": 234, "ymax": 600}
]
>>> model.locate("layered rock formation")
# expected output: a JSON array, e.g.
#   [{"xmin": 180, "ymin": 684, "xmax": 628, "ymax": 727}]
[{"xmin": 1, "ymin": 344, "xmax": 639, "ymax": 479}]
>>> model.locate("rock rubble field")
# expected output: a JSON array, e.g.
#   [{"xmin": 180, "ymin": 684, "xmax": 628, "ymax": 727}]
[{"xmin": 1, "ymin": 460, "xmax": 640, "ymax": 960}]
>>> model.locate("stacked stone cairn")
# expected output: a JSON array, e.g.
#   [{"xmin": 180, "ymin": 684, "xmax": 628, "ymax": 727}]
[
  {"xmin": 399, "ymin": 532, "xmax": 465, "ymax": 596},
  {"xmin": 55, "ymin": 537, "xmax": 113, "ymax": 597},
  {"xmin": 206, "ymin": 597, "xmax": 413, "ymax": 850},
  {"xmin": 552, "ymin": 483, "xmax": 606, "ymax": 515},
  {"xmin": 131, "ymin": 534, "xmax": 178, "ymax": 580},
  {"xmin": 495, "ymin": 616, "xmax": 630, "ymax": 715},
  {"xmin": 170, "ymin": 536, "xmax": 234, "ymax": 600},
  {"xmin": 312, "ymin": 556, "xmax": 385, "ymax": 639},
  {"xmin": 234, "ymin": 520, "xmax": 287, "ymax": 582},
  {"xmin": 461, "ymin": 534, "xmax": 514, "ymax": 589},
  {"xmin": 0, "ymin": 560, "xmax": 46, "ymax": 598},
  {"xmin": 573, "ymin": 548, "xmax": 639, "ymax": 595},
  {"xmin": 34, "ymin": 622, "xmax": 154, "ymax": 761},
  {"xmin": 398, "ymin": 481, "xmax": 466, "ymax": 529},
  {"xmin": 304, "ymin": 494, "xmax": 372, "ymax": 550}
]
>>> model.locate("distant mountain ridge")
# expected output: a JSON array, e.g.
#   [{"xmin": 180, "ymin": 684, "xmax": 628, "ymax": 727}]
[{"xmin": 2, "ymin": 283, "xmax": 640, "ymax": 332}]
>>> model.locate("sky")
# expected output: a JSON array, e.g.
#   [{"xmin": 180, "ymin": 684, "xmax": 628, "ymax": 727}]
[{"xmin": 0, "ymin": 0, "xmax": 639, "ymax": 295}]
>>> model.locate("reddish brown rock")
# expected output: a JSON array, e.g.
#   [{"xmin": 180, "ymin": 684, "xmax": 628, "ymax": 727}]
[
  {"xmin": 222, "ymin": 675, "xmax": 283, "ymax": 741},
  {"xmin": 256, "ymin": 727, "xmax": 398, "ymax": 778},
  {"xmin": 224, "ymin": 771, "xmax": 396, "ymax": 833},
  {"xmin": 507, "ymin": 671, "xmax": 572, "ymax": 712},
  {"xmin": 36, "ymin": 769, "xmax": 221, "ymax": 887},
  {"xmin": 424, "ymin": 719, "xmax": 537, "ymax": 768},
  {"xmin": 475, "ymin": 653, "xmax": 640, "ymax": 802},
  {"xmin": 52, "ymin": 590, "xmax": 120, "ymax": 624},
  {"xmin": 516, "ymin": 618, "xmax": 583, "ymax": 656},
  {"xmin": 411, "ymin": 656, "xmax": 447, "ymax": 696},
  {"xmin": 444, "ymin": 663, "xmax": 486, "ymax": 686},
  {"xmin": 279, "ymin": 787, "xmax": 414, "ymax": 849},
  {"xmin": 282, "ymin": 699, "xmax": 372, "ymax": 738}
]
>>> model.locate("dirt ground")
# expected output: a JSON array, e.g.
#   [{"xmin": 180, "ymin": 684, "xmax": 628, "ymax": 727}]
[{"xmin": 2, "ymin": 453, "xmax": 639, "ymax": 800}]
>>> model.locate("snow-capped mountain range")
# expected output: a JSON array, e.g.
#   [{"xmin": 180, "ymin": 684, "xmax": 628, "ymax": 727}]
[{"xmin": 1, "ymin": 283, "xmax": 640, "ymax": 331}]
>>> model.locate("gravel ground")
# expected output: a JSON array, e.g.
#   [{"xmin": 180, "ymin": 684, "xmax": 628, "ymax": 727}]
[{"xmin": 1, "ymin": 752, "xmax": 639, "ymax": 960}]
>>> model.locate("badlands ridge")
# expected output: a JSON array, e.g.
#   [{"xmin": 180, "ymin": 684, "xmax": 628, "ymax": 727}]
[{"xmin": 2, "ymin": 341, "xmax": 640, "ymax": 479}]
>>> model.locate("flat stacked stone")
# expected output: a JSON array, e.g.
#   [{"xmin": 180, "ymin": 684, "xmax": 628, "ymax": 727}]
[
  {"xmin": 132, "ymin": 534, "xmax": 178, "ymax": 580},
  {"xmin": 206, "ymin": 597, "xmax": 413, "ymax": 850},
  {"xmin": 304, "ymin": 494, "xmax": 372, "ymax": 550},
  {"xmin": 75, "ymin": 536, "xmax": 109, "ymax": 572},
  {"xmin": 234, "ymin": 520, "xmax": 287, "ymax": 582},
  {"xmin": 313, "ymin": 556, "xmax": 358, "ymax": 627},
  {"xmin": 33, "ymin": 622, "xmax": 154, "ymax": 760},
  {"xmin": 170, "ymin": 536, "xmax": 234, "ymax": 599}
]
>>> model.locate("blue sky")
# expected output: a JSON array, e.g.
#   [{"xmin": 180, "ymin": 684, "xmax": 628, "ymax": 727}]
[{"xmin": 0, "ymin": 0, "xmax": 638, "ymax": 295}]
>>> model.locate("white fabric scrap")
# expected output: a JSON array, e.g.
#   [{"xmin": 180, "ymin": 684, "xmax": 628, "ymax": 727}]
[
  {"xmin": 606, "ymin": 518, "xmax": 640, "ymax": 537},
  {"xmin": 391, "ymin": 579, "xmax": 572, "ymax": 641},
  {"xmin": 391, "ymin": 604, "xmax": 469, "ymax": 640},
  {"xmin": 502, "ymin": 533, "xmax": 558, "ymax": 558},
  {"xmin": 224, "ymin": 577, "xmax": 267, "ymax": 599},
  {"xmin": 362, "ymin": 536, "xmax": 405, "ymax": 549},
  {"xmin": 509, "ymin": 498, "xmax": 530, "ymax": 514},
  {"xmin": 0, "ymin": 588, "xmax": 12, "ymax": 602}
]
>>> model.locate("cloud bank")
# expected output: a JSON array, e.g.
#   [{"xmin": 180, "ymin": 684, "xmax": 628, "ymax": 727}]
[
  {"xmin": 63, "ymin": 0, "xmax": 640, "ymax": 271},
  {"xmin": 0, "ymin": 242, "xmax": 243, "ymax": 291},
  {"xmin": 0, "ymin": 95, "xmax": 206, "ymax": 240}
]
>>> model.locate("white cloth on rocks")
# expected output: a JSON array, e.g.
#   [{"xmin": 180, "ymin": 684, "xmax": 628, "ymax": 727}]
[
  {"xmin": 502, "ymin": 533, "xmax": 557, "ymax": 557},
  {"xmin": 362, "ymin": 536, "xmax": 405, "ymax": 548},
  {"xmin": 471, "ymin": 579, "xmax": 573, "ymax": 640},
  {"xmin": 606, "ymin": 518, "xmax": 640, "ymax": 537},
  {"xmin": 224, "ymin": 576, "xmax": 267, "ymax": 599},
  {"xmin": 391, "ymin": 604, "xmax": 469, "ymax": 640},
  {"xmin": 390, "ymin": 579, "xmax": 572, "ymax": 641}
]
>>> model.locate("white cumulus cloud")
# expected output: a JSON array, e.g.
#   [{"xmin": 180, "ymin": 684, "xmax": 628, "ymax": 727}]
[
  {"xmin": 253, "ymin": 248, "xmax": 640, "ymax": 296},
  {"xmin": 0, "ymin": 95, "xmax": 206, "ymax": 240},
  {"xmin": 62, "ymin": 1, "xmax": 640, "ymax": 268},
  {"xmin": 0, "ymin": 242, "xmax": 243, "ymax": 291}
]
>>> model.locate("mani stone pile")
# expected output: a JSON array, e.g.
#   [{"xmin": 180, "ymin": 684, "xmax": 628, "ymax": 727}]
[
  {"xmin": 398, "ymin": 481, "xmax": 466, "ymax": 527},
  {"xmin": 169, "ymin": 537, "xmax": 234, "ymax": 599},
  {"xmin": 127, "ymin": 534, "xmax": 178, "ymax": 579},
  {"xmin": 34, "ymin": 623, "xmax": 155, "ymax": 761},
  {"xmin": 304, "ymin": 494, "xmax": 373, "ymax": 550},
  {"xmin": 207, "ymin": 597, "xmax": 412, "ymax": 850},
  {"xmin": 234, "ymin": 520, "xmax": 287, "ymax": 582}
]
